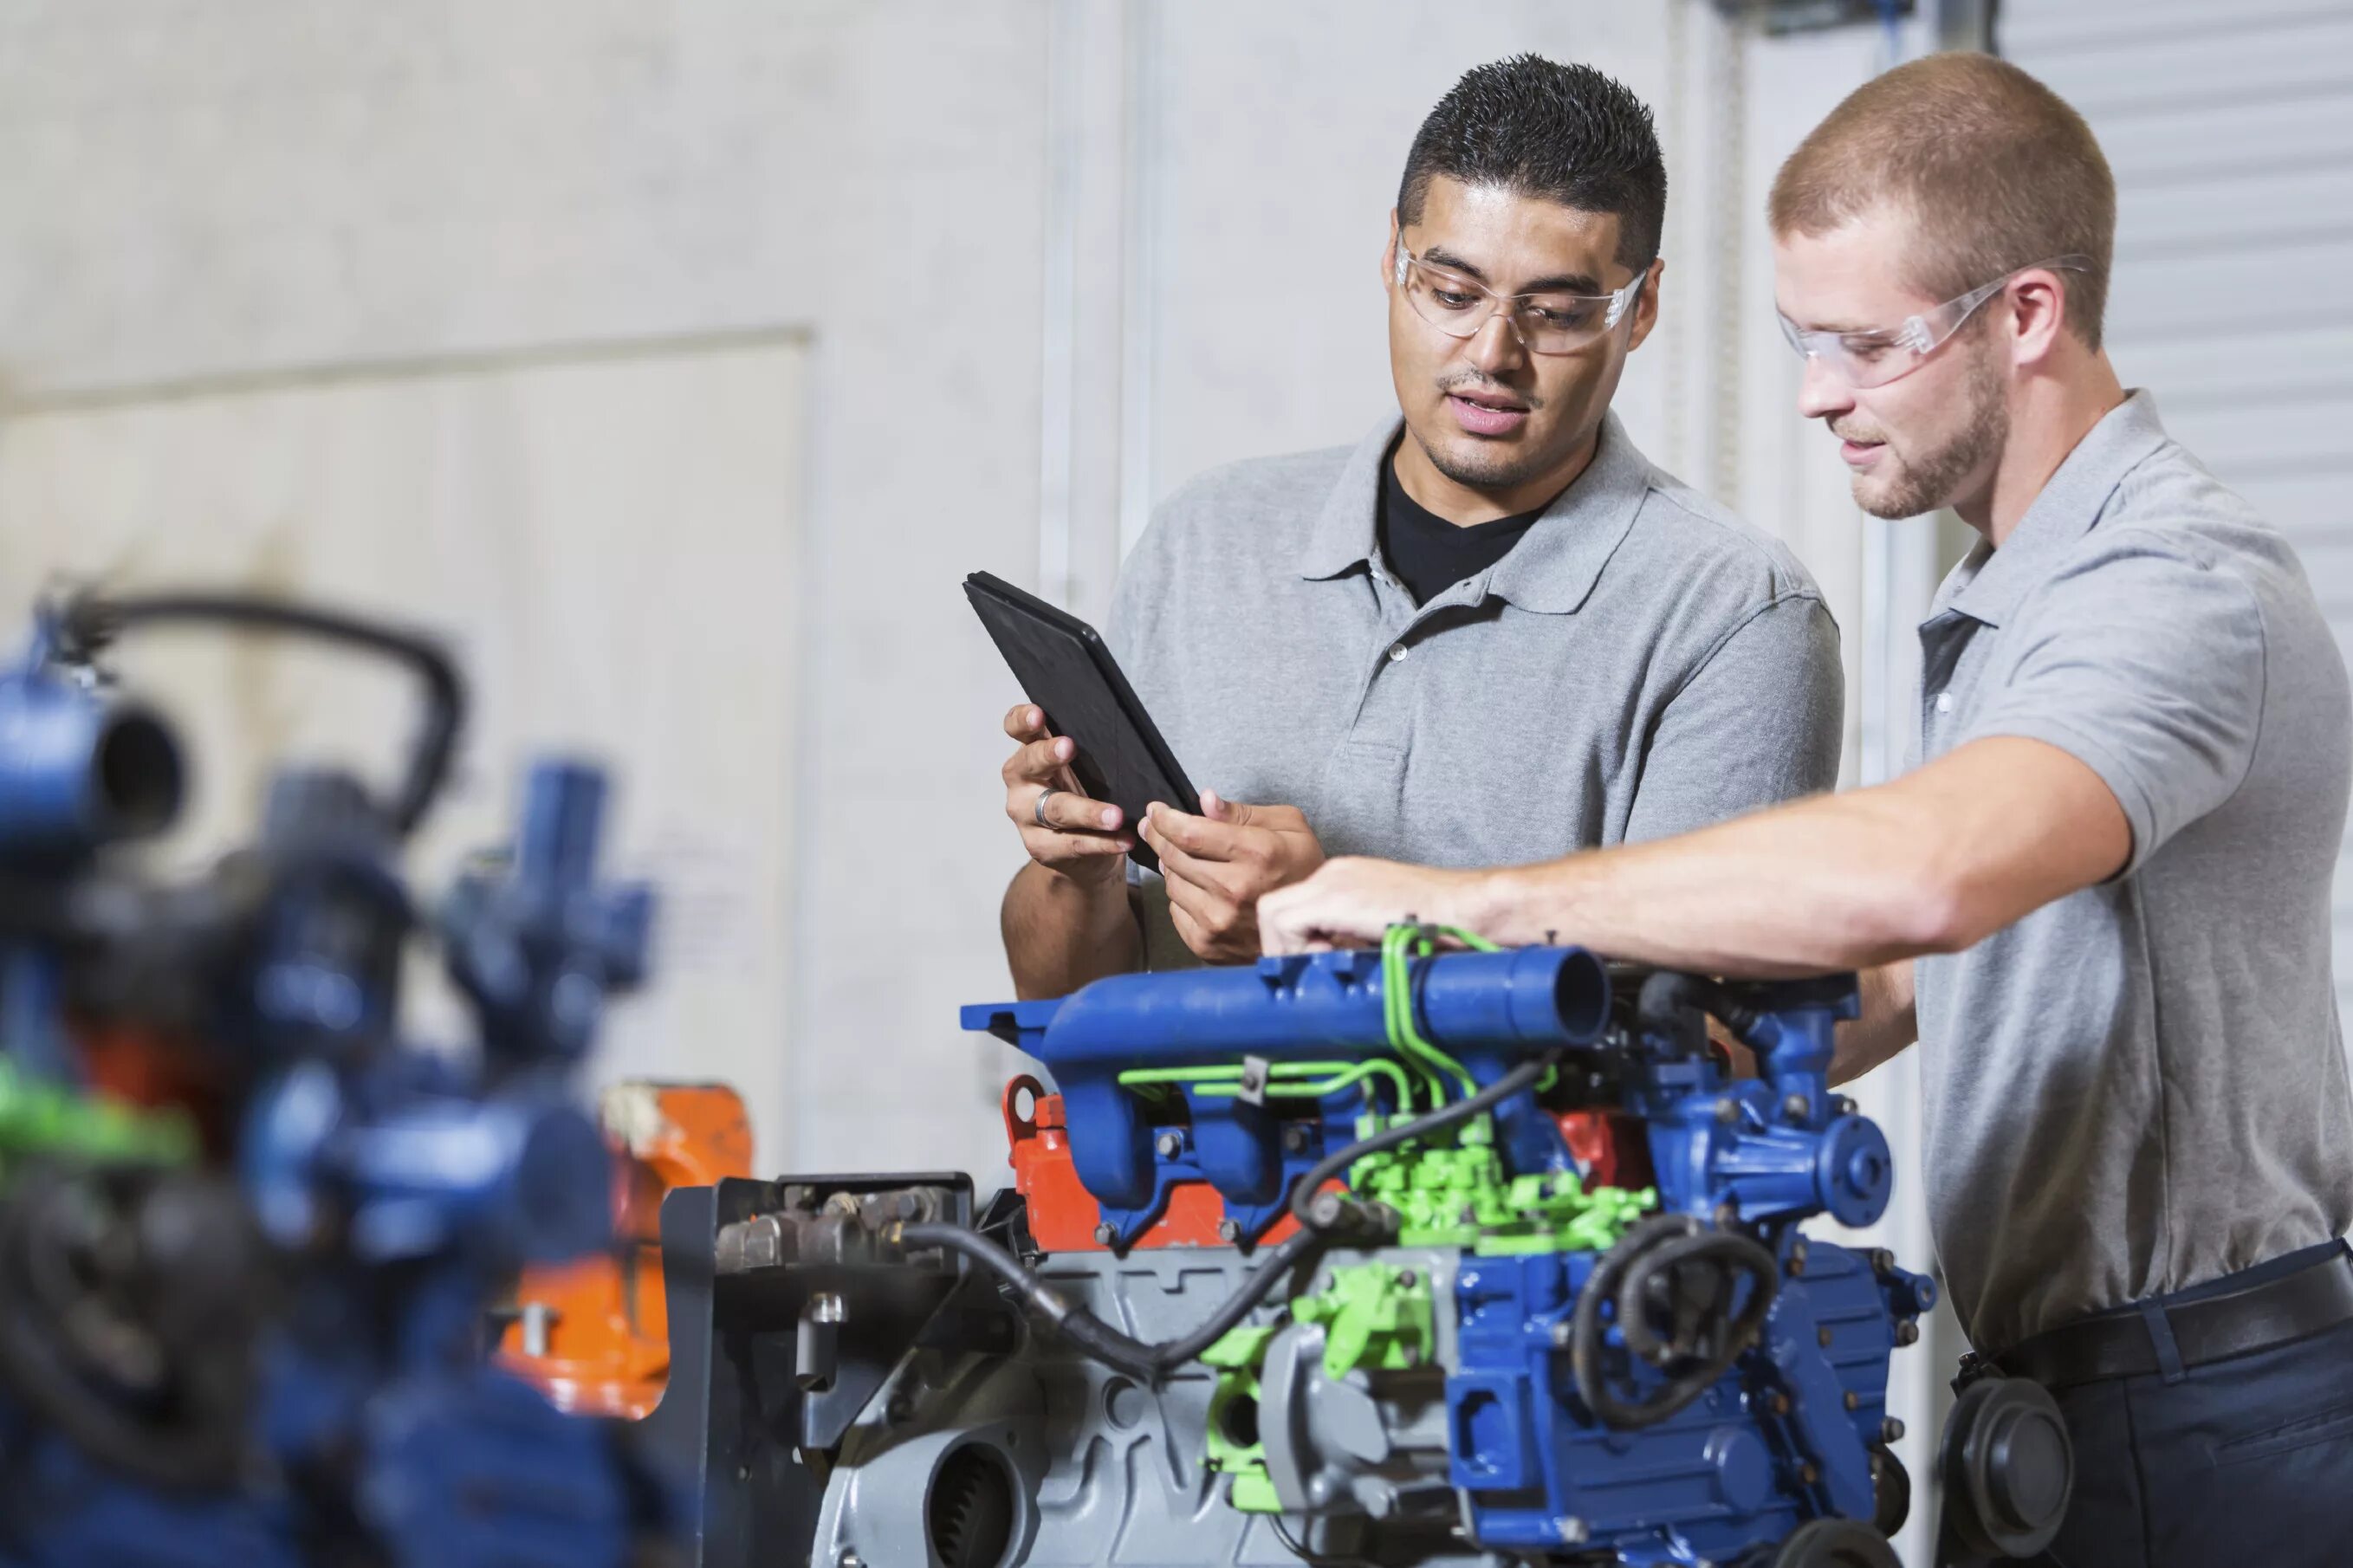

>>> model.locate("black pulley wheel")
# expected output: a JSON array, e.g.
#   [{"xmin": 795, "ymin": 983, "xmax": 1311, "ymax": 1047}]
[
  {"xmin": 1870, "ymin": 1442, "xmax": 1910, "ymax": 1538},
  {"xmin": 1938, "ymin": 1375, "xmax": 2073, "ymax": 1558},
  {"xmin": 1772, "ymin": 1518, "xmax": 1902, "ymax": 1568}
]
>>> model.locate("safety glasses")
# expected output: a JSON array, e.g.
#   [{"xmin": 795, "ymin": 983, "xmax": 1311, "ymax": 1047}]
[
  {"xmin": 1393, "ymin": 244, "xmax": 1646, "ymax": 355},
  {"xmin": 1777, "ymin": 255, "xmax": 2092, "ymax": 389}
]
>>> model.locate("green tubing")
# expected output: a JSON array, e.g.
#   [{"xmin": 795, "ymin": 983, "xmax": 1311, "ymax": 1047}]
[
  {"xmin": 1192, "ymin": 1059, "xmax": 1416, "ymax": 1105},
  {"xmin": 1118, "ymin": 1057, "xmax": 1416, "ymax": 1111},
  {"xmin": 1114, "ymin": 921, "xmax": 1503, "ymax": 1117},
  {"xmin": 1381, "ymin": 923, "xmax": 1493, "ymax": 1103}
]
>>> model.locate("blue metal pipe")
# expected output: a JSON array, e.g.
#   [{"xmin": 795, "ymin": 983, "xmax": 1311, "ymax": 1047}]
[{"xmin": 964, "ymin": 947, "xmax": 1611, "ymax": 1215}]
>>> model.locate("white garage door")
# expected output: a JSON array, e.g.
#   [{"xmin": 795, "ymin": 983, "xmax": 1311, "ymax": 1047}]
[{"xmin": 2006, "ymin": 1, "xmax": 2353, "ymax": 1015}]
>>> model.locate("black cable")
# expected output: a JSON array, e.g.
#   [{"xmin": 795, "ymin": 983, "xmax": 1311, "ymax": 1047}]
[
  {"xmin": 59, "ymin": 593, "xmax": 466, "ymax": 838},
  {"xmin": 1286, "ymin": 1052, "xmax": 1559, "ymax": 1232},
  {"xmin": 1569, "ymin": 1214, "xmax": 1779, "ymax": 1429},
  {"xmin": 893, "ymin": 1221, "xmax": 1322, "ymax": 1382}
]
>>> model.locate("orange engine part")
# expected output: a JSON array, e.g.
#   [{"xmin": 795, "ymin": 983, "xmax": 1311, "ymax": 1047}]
[
  {"xmin": 1556, "ymin": 1108, "xmax": 1656, "ymax": 1192},
  {"xmin": 496, "ymin": 1081, "xmax": 753, "ymax": 1418},
  {"xmin": 1003, "ymin": 1074, "xmax": 1319, "ymax": 1253}
]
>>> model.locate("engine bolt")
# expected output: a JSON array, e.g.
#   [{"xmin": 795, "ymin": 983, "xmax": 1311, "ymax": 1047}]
[
  {"xmin": 1156, "ymin": 1131, "xmax": 1183, "ymax": 1159},
  {"xmin": 1896, "ymin": 1320, "xmax": 1921, "ymax": 1346},
  {"xmin": 1800, "ymin": 1464, "xmax": 1819, "ymax": 1486},
  {"xmin": 1835, "ymin": 1095, "xmax": 1857, "ymax": 1116},
  {"xmin": 1870, "ymin": 1247, "xmax": 1895, "ymax": 1274},
  {"xmin": 1783, "ymin": 1093, "xmax": 1811, "ymax": 1122},
  {"xmin": 1555, "ymin": 1517, "xmax": 1589, "ymax": 1545},
  {"xmin": 1844, "ymin": 1391, "xmax": 1859, "ymax": 1411},
  {"xmin": 1282, "ymin": 1124, "xmax": 1313, "ymax": 1153},
  {"xmin": 1787, "ymin": 1241, "xmax": 1809, "ymax": 1277},
  {"xmin": 1397, "ymin": 1269, "xmax": 1417, "ymax": 1286},
  {"xmin": 1216, "ymin": 1217, "xmax": 1241, "ymax": 1243},
  {"xmin": 1714, "ymin": 1098, "xmax": 1740, "ymax": 1125},
  {"xmin": 1882, "ymin": 1417, "xmax": 1907, "ymax": 1443},
  {"xmin": 1818, "ymin": 1326, "xmax": 1834, "ymax": 1347},
  {"xmin": 1093, "ymin": 1222, "xmax": 1117, "ymax": 1247},
  {"xmin": 1766, "ymin": 1392, "xmax": 1792, "ymax": 1416}
]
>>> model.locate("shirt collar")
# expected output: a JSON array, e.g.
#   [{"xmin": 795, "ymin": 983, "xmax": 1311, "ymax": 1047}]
[
  {"xmin": 1933, "ymin": 389, "xmax": 2172, "ymax": 630},
  {"xmin": 1295, "ymin": 411, "xmax": 1655, "ymax": 615}
]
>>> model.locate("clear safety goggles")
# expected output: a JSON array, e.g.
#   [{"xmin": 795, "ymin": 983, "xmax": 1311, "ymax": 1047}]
[
  {"xmin": 1776, "ymin": 255, "xmax": 2092, "ymax": 389},
  {"xmin": 1393, "ymin": 243, "xmax": 1646, "ymax": 355}
]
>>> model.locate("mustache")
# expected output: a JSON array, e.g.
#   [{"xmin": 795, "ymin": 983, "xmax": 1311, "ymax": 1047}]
[
  {"xmin": 1828, "ymin": 418, "xmax": 1886, "ymax": 444},
  {"xmin": 1438, "ymin": 373, "xmax": 1543, "ymax": 411}
]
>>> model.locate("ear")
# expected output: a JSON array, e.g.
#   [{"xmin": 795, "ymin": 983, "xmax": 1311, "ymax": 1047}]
[
  {"xmin": 1625, "ymin": 257, "xmax": 1666, "ymax": 353},
  {"xmin": 1383, "ymin": 210, "xmax": 1402, "ymax": 291},
  {"xmin": 2006, "ymin": 264, "xmax": 2071, "ymax": 367}
]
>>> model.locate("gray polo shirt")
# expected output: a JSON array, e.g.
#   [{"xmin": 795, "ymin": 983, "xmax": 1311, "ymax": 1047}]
[
  {"xmin": 1914, "ymin": 390, "xmax": 2353, "ymax": 1354},
  {"xmin": 1107, "ymin": 412, "xmax": 1844, "ymax": 970}
]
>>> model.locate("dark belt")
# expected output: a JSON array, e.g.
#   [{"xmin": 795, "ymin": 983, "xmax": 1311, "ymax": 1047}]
[{"xmin": 1991, "ymin": 1247, "xmax": 2353, "ymax": 1389}]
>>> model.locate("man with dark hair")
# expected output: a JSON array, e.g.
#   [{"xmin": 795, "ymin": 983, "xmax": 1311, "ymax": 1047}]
[
  {"xmin": 1265, "ymin": 53, "xmax": 2353, "ymax": 1565},
  {"xmin": 997, "ymin": 55, "xmax": 1844, "ymax": 995}
]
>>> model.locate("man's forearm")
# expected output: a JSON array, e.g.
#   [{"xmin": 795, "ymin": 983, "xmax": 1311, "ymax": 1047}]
[
  {"xmin": 1462, "ymin": 786, "xmax": 1954, "ymax": 976},
  {"xmin": 1001, "ymin": 861, "xmax": 1143, "ymax": 1000},
  {"xmin": 1831, "ymin": 961, "xmax": 1918, "ymax": 1085}
]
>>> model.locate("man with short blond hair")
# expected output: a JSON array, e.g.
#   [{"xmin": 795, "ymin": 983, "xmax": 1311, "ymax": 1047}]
[{"xmin": 1265, "ymin": 52, "xmax": 2353, "ymax": 1567}]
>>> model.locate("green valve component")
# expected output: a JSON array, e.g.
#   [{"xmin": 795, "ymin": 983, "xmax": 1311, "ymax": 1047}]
[
  {"xmin": 1290, "ymin": 1263, "xmax": 1434, "ymax": 1381},
  {"xmin": 1346, "ymin": 1115, "xmax": 1656, "ymax": 1254},
  {"xmin": 1200, "ymin": 1324, "xmax": 1280, "ymax": 1513},
  {"xmin": 0, "ymin": 1057, "xmax": 197, "ymax": 1182}
]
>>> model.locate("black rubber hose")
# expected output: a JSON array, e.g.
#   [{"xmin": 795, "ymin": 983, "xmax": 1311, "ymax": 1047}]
[
  {"xmin": 1286, "ymin": 1051, "xmax": 1560, "ymax": 1232},
  {"xmin": 1637, "ymin": 969, "xmax": 1765, "ymax": 1051},
  {"xmin": 59, "ymin": 593, "xmax": 465, "ymax": 839},
  {"xmin": 1569, "ymin": 1215, "xmax": 1779, "ymax": 1429},
  {"xmin": 893, "ymin": 1221, "xmax": 1322, "ymax": 1381}
]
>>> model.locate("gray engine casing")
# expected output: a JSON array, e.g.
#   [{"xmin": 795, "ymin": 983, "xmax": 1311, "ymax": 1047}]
[{"xmin": 811, "ymin": 1246, "xmax": 1498, "ymax": 1568}]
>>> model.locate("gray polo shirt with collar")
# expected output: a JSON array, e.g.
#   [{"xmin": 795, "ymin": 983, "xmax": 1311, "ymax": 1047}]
[
  {"xmin": 1914, "ymin": 389, "xmax": 2353, "ymax": 1356},
  {"xmin": 1106, "ymin": 411, "xmax": 1844, "ymax": 970}
]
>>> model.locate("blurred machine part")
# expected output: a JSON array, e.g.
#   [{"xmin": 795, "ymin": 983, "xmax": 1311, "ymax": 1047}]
[
  {"xmin": 0, "ymin": 590, "xmax": 677, "ymax": 1567},
  {"xmin": 498, "ymin": 1081, "xmax": 755, "ymax": 1417}
]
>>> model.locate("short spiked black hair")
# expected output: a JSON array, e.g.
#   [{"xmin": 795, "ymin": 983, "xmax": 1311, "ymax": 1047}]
[{"xmin": 1397, "ymin": 55, "xmax": 1668, "ymax": 270}]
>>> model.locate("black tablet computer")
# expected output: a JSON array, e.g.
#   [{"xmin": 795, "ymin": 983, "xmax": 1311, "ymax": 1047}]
[{"xmin": 965, "ymin": 571, "xmax": 1200, "ymax": 872}]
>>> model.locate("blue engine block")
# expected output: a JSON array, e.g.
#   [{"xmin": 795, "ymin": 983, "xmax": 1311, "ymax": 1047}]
[{"xmin": 951, "ymin": 949, "xmax": 1936, "ymax": 1565}]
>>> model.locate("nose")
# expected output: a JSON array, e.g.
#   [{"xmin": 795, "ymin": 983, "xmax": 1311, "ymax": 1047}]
[
  {"xmin": 1464, "ymin": 309, "xmax": 1526, "ymax": 378},
  {"xmin": 1795, "ymin": 353, "xmax": 1853, "ymax": 421}
]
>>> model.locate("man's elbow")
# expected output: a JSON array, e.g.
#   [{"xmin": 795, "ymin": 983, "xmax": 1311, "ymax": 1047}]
[{"xmin": 1867, "ymin": 859, "xmax": 2001, "ymax": 959}]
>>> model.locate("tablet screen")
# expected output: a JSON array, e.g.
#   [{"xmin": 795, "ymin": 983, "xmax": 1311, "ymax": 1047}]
[{"xmin": 966, "ymin": 573, "xmax": 1199, "ymax": 872}]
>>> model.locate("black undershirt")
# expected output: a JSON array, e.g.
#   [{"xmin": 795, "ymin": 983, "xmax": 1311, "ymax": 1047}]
[{"xmin": 1376, "ymin": 446, "xmax": 1556, "ymax": 606}]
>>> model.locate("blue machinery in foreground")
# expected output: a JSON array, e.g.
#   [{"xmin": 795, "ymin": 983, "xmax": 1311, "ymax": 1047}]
[{"xmin": 0, "ymin": 593, "xmax": 671, "ymax": 1567}]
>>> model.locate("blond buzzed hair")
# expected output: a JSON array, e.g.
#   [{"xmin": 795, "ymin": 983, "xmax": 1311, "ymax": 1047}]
[{"xmin": 1770, "ymin": 53, "xmax": 2116, "ymax": 350}]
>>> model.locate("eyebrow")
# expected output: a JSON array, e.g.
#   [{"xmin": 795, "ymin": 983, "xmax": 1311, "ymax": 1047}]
[{"xmin": 1420, "ymin": 244, "xmax": 1604, "ymax": 296}]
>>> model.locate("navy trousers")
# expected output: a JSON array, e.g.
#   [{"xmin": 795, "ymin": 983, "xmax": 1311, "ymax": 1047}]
[{"xmin": 2013, "ymin": 1245, "xmax": 2353, "ymax": 1568}]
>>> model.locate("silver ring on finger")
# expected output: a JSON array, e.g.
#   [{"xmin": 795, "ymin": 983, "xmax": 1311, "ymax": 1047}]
[{"xmin": 1034, "ymin": 787, "xmax": 1060, "ymax": 828}]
